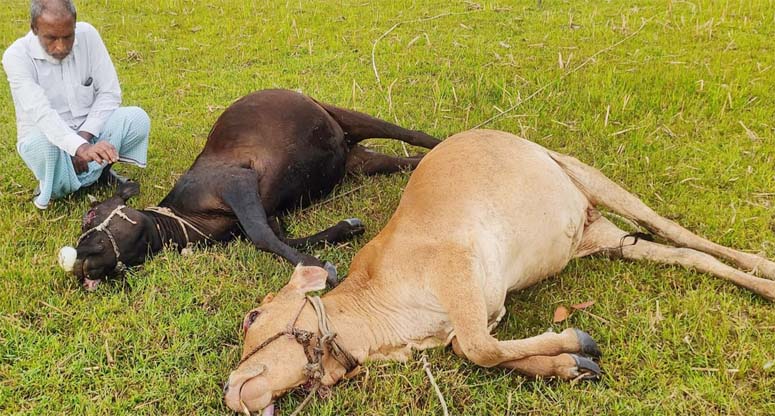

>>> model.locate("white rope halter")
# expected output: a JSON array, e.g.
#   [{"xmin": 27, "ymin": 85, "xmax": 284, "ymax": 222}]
[
  {"xmin": 75, "ymin": 205, "xmax": 213, "ymax": 275},
  {"xmin": 77, "ymin": 205, "xmax": 137, "ymax": 273}
]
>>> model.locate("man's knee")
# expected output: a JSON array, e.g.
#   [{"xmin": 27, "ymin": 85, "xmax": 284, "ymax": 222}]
[
  {"xmin": 118, "ymin": 106, "xmax": 151, "ymax": 137},
  {"xmin": 125, "ymin": 106, "xmax": 150, "ymax": 125},
  {"xmin": 102, "ymin": 107, "xmax": 150, "ymax": 149},
  {"xmin": 131, "ymin": 109, "xmax": 150, "ymax": 145},
  {"xmin": 18, "ymin": 134, "xmax": 63, "ymax": 169},
  {"xmin": 106, "ymin": 106, "xmax": 149, "ymax": 132}
]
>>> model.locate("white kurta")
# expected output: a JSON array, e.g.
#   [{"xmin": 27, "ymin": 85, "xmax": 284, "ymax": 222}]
[
  {"xmin": 2, "ymin": 21, "xmax": 122, "ymax": 156},
  {"xmin": 2, "ymin": 22, "xmax": 148, "ymax": 209}
]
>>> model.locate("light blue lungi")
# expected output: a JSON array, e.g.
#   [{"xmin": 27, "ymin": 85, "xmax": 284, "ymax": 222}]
[{"xmin": 16, "ymin": 106, "xmax": 150, "ymax": 209}]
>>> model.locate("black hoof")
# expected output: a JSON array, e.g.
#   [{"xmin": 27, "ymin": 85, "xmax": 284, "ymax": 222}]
[
  {"xmin": 342, "ymin": 218, "xmax": 365, "ymax": 237},
  {"xmin": 99, "ymin": 167, "xmax": 130, "ymax": 186},
  {"xmin": 574, "ymin": 329, "xmax": 602, "ymax": 359},
  {"xmin": 570, "ymin": 354, "xmax": 603, "ymax": 381},
  {"xmin": 323, "ymin": 262, "xmax": 338, "ymax": 287}
]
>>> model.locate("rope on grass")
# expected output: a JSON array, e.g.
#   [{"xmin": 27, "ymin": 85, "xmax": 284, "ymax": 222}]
[
  {"xmin": 288, "ymin": 383, "xmax": 321, "ymax": 416},
  {"xmin": 471, "ymin": 18, "xmax": 652, "ymax": 129},
  {"xmin": 420, "ymin": 353, "xmax": 449, "ymax": 416}
]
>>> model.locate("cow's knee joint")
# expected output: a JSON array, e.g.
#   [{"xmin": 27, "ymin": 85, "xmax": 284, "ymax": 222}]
[{"xmin": 457, "ymin": 338, "xmax": 501, "ymax": 367}]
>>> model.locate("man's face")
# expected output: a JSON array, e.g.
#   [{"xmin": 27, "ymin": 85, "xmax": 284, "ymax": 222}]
[{"xmin": 32, "ymin": 12, "xmax": 75, "ymax": 61}]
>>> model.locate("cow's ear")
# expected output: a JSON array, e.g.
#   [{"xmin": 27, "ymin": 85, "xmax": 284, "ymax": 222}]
[
  {"xmin": 82, "ymin": 208, "xmax": 98, "ymax": 230},
  {"xmin": 286, "ymin": 264, "xmax": 327, "ymax": 294},
  {"xmin": 116, "ymin": 181, "xmax": 140, "ymax": 202}
]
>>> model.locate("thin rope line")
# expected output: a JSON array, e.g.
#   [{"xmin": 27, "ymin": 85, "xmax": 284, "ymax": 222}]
[
  {"xmin": 145, "ymin": 206, "xmax": 212, "ymax": 244},
  {"xmin": 288, "ymin": 382, "xmax": 321, "ymax": 416},
  {"xmin": 77, "ymin": 205, "xmax": 136, "ymax": 271},
  {"xmin": 421, "ymin": 353, "xmax": 449, "ymax": 416}
]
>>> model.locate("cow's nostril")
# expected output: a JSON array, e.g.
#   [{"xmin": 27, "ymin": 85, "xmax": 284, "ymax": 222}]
[{"xmin": 223, "ymin": 380, "xmax": 229, "ymax": 394}]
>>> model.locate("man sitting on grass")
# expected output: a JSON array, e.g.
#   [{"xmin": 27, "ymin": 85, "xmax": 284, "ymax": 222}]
[{"xmin": 2, "ymin": 0, "xmax": 150, "ymax": 209}]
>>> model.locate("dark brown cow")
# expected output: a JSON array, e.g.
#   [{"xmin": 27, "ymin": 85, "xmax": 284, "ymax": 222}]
[{"xmin": 63, "ymin": 89, "xmax": 440, "ymax": 290}]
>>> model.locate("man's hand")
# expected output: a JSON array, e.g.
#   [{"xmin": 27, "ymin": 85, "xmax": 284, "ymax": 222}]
[
  {"xmin": 72, "ymin": 131, "xmax": 99, "ymax": 173},
  {"xmin": 71, "ymin": 155, "xmax": 89, "ymax": 173},
  {"xmin": 75, "ymin": 141, "xmax": 118, "ymax": 166}
]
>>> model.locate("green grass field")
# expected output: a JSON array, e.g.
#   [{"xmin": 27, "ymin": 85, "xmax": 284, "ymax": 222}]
[{"xmin": 2, "ymin": 0, "xmax": 774, "ymax": 414}]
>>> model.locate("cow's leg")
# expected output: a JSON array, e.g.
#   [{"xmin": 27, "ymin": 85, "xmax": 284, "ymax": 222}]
[
  {"xmin": 550, "ymin": 151, "xmax": 775, "ymax": 279},
  {"xmin": 271, "ymin": 213, "xmax": 364, "ymax": 248},
  {"xmin": 282, "ymin": 219, "xmax": 365, "ymax": 248},
  {"xmin": 345, "ymin": 145, "xmax": 424, "ymax": 175},
  {"xmin": 314, "ymin": 100, "xmax": 441, "ymax": 149},
  {"xmin": 221, "ymin": 172, "xmax": 339, "ymax": 286},
  {"xmin": 579, "ymin": 215, "xmax": 775, "ymax": 301},
  {"xmin": 498, "ymin": 355, "xmax": 602, "ymax": 380},
  {"xmin": 451, "ymin": 336, "xmax": 602, "ymax": 380},
  {"xmin": 267, "ymin": 216, "xmax": 286, "ymax": 239},
  {"xmin": 430, "ymin": 249, "xmax": 602, "ymax": 378}
]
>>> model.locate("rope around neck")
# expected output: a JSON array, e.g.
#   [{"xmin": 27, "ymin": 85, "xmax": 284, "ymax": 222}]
[
  {"xmin": 144, "ymin": 206, "xmax": 212, "ymax": 251},
  {"xmin": 307, "ymin": 296, "xmax": 359, "ymax": 372}
]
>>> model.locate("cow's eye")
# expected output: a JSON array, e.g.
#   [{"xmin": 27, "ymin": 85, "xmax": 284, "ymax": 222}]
[
  {"xmin": 243, "ymin": 310, "xmax": 261, "ymax": 333},
  {"xmin": 248, "ymin": 310, "xmax": 260, "ymax": 325}
]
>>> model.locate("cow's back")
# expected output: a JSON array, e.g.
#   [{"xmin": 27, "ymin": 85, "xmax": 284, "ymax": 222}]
[
  {"xmin": 188, "ymin": 89, "xmax": 349, "ymax": 213},
  {"xmin": 199, "ymin": 89, "xmax": 345, "ymax": 158}
]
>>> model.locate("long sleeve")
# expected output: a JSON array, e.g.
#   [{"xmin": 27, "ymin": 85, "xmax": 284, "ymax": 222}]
[
  {"xmin": 77, "ymin": 23, "xmax": 121, "ymax": 137},
  {"xmin": 2, "ymin": 45, "xmax": 86, "ymax": 156}
]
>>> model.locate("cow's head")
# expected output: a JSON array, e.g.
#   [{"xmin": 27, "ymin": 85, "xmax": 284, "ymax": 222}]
[
  {"xmin": 65, "ymin": 182, "xmax": 153, "ymax": 290},
  {"xmin": 224, "ymin": 265, "xmax": 341, "ymax": 414}
]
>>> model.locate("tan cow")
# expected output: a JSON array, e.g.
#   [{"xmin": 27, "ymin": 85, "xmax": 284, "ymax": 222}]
[{"xmin": 224, "ymin": 129, "xmax": 775, "ymax": 414}]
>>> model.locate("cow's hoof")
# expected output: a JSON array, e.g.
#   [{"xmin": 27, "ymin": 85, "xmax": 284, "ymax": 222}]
[
  {"xmin": 324, "ymin": 262, "xmax": 339, "ymax": 287},
  {"xmin": 342, "ymin": 218, "xmax": 365, "ymax": 237},
  {"xmin": 574, "ymin": 329, "xmax": 602, "ymax": 359},
  {"xmin": 570, "ymin": 354, "xmax": 603, "ymax": 381}
]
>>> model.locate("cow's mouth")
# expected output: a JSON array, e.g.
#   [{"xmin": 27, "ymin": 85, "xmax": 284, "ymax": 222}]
[
  {"xmin": 259, "ymin": 403, "xmax": 275, "ymax": 416},
  {"xmin": 240, "ymin": 403, "xmax": 275, "ymax": 416},
  {"xmin": 224, "ymin": 371, "xmax": 276, "ymax": 415},
  {"xmin": 73, "ymin": 257, "xmax": 109, "ymax": 290},
  {"xmin": 83, "ymin": 278, "xmax": 103, "ymax": 291}
]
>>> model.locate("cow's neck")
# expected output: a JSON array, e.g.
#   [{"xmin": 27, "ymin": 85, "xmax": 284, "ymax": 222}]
[
  {"xmin": 143, "ymin": 208, "xmax": 210, "ymax": 253},
  {"xmin": 319, "ymin": 274, "xmax": 427, "ymax": 370}
]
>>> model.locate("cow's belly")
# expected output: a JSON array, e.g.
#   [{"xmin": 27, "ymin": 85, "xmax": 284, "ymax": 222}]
[
  {"xmin": 394, "ymin": 130, "xmax": 590, "ymax": 318},
  {"xmin": 259, "ymin": 150, "xmax": 348, "ymax": 214},
  {"xmin": 475, "ymin": 199, "xmax": 587, "ymax": 317},
  {"xmin": 475, "ymin": 156, "xmax": 588, "ymax": 315}
]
